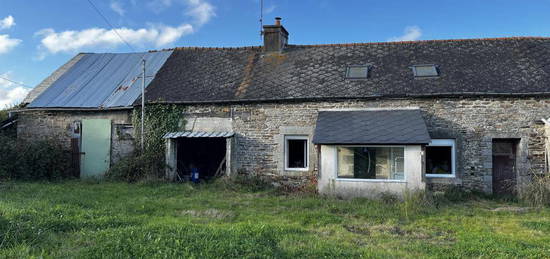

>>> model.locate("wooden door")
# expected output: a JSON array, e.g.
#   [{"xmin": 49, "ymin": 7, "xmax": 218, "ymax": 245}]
[{"xmin": 492, "ymin": 140, "xmax": 517, "ymax": 196}]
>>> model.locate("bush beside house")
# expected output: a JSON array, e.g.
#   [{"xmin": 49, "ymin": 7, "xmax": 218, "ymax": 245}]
[{"xmin": 0, "ymin": 134, "xmax": 71, "ymax": 180}]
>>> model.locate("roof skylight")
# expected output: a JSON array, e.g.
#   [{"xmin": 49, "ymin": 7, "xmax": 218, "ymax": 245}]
[
  {"xmin": 345, "ymin": 65, "xmax": 370, "ymax": 79},
  {"xmin": 412, "ymin": 64, "xmax": 439, "ymax": 77}
]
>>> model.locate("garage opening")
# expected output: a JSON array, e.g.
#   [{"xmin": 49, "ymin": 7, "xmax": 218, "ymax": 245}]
[
  {"xmin": 176, "ymin": 137, "xmax": 227, "ymax": 181},
  {"xmin": 164, "ymin": 131, "xmax": 234, "ymax": 182}
]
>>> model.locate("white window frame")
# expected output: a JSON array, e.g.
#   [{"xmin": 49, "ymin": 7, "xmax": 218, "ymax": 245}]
[
  {"xmin": 425, "ymin": 139, "xmax": 456, "ymax": 178},
  {"xmin": 284, "ymin": 135, "xmax": 309, "ymax": 171},
  {"xmin": 334, "ymin": 145, "xmax": 406, "ymax": 182}
]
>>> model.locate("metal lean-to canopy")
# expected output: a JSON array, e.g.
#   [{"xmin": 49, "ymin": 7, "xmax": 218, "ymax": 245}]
[
  {"xmin": 163, "ymin": 131, "xmax": 235, "ymax": 139},
  {"xmin": 312, "ymin": 109, "xmax": 431, "ymax": 145},
  {"xmin": 28, "ymin": 50, "xmax": 173, "ymax": 109}
]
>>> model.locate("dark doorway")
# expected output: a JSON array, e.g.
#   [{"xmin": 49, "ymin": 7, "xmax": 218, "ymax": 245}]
[
  {"xmin": 492, "ymin": 139, "xmax": 518, "ymax": 196},
  {"xmin": 177, "ymin": 137, "xmax": 226, "ymax": 181}
]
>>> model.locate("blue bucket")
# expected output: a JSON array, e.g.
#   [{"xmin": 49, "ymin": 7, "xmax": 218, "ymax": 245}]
[{"xmin": 191, "ymin": 168, "xmax": 200, "ymax": 183}]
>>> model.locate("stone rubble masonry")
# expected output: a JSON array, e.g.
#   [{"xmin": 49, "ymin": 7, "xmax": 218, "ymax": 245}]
[
  {"xmin": 17, "ymin": 97, "xmax": 550, "ymax": 193},
  {"xmin": 178, "ymin": 97, "xmax": 549, "ymax": 193},
  {"xmin": 17, "ymin": 110, "xmax": 135, "ymax": 166}
]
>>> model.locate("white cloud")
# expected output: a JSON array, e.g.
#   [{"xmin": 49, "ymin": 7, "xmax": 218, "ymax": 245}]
[
  {"xmin": 0, "ymin": 34, "xmax": 21, "ymax": 54},
  {"xmin": 0, "ymin": 15, "xmax": 15, "ymax": 30},
  {"xmin": 264, "ymin": 4, "xmax": 276, "ymax": 14},
  {"xmin": 147, "ymin": 0, "xmax": 215, "ymax": 25},
  {"xmin": 36, "ymin": 24, "xmax": 194, "ymax": 55},
  {"xmin": 0, "ymin": 73, "xmax": 30, "ymax": 108},
  {"xmin": 388, "ymin": 26, "xmax": 422, "ymax": 42},
  {"xmin": 0, "ymin": 16, "xmax": 21, "ymax": 55},
  {"xmin": 186, "ymin": 0, "xmax": 215, "ymax": 26},
  {"xmin": 148, "ymin": 0, "xmax": 173, "ymax": 13},
  {"xmin": 34, "ymin": 0, "xmax": 215, "ymax": 57},
  {"xmin": 110, "ymin": 1, "xmax": 126, "ymax": 16}
]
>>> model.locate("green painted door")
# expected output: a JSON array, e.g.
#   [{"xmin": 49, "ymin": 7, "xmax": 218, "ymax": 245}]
[{"xmin": 81, "ymin": 119, "xmax": 111, "ymax": 178}]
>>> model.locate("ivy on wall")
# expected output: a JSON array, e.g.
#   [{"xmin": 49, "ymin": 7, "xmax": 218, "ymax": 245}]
[
  {"xmin": 133, "ymin": 104, "xmax": 186, "ymax": 155},
  {"xmin": 107, "ymin": 104, "xmax": 187, "ymax": 179}
]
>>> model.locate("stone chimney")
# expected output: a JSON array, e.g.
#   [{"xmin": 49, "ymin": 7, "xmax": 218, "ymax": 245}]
[{"xmin": 263, "ymin": 17, "xmax": 289, "ymax": 52}]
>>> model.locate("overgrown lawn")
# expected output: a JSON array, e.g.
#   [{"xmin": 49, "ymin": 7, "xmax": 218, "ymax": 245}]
[{"xmin": 0, "ymin": 181, "xmax": 549, "ymax": 258}]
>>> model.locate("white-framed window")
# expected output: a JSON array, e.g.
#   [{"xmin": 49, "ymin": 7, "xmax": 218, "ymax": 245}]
[
  {"xmin": 335, "ymin": 146, "xmax": 405, "ymax": 181},
  {"xmin": 425, "ymin": 139, "xmax": 456, "ymax": 178},
  {"xmin": 284, "ymin": 135, "xmax": 309, "ymax": 171}
]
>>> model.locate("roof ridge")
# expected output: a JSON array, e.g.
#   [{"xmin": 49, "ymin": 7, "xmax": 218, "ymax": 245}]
[
  {"xmin": 158, "ymin": 45, "xmax": 263, "ymax": 52},
  {"xmin": 153, "ymin": 36, "xmax": 550, "ymax": 52},
  {"xmin": 288, "ymin": 36, "xmax": 550, "ymax": 48}
]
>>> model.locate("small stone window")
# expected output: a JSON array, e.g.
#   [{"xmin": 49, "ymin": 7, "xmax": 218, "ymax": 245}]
[
  {"xmin": 412, "ymin": 64, "xmax": 439, "ymax": 77},
  {"xmin": 345, "ymin": 65, "xmax": 370, "ymax": 79},
  {"xmin": 426, "ymin": 139, "xmax": 456, "ymax": 177},
  {"xmin": 284, "ymin": 135, "xmax": 309, "ymax": 171}
]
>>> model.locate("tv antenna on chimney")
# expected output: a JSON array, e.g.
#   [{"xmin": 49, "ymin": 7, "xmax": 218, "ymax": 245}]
[{"xmin": 259, "ymin": 0, "xmax": 264, "ymax": 38}]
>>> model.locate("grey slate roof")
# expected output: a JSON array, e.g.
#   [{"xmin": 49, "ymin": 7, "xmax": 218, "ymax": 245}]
[
  {"xmin": 28, "ymin": 50, "xmax": 172, "ymax": 109},
  {"xmin": 143, "ymin": 37, "xmax": 550, "ymax": 104},
  {"xmin": 312, "ymin": 109, "xmax": 431, "ymax": 145}
]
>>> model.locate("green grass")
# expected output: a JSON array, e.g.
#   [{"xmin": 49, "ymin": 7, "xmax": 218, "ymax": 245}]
[{"xmin": 0, "ymin": 181, "xmax": 549, "ymax": 258}]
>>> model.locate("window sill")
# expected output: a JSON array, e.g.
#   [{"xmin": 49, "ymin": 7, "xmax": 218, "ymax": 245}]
[
  {"xmin": 284, "ymin": 168, "xmax": 309, "ymax": 172},
  {"xmin": 335, "ymin": 178, "xmax": 406, "ymax": 183},
  {"xmin": 426, "ymin": 174, "xmax": 456, "ymax": 178}
]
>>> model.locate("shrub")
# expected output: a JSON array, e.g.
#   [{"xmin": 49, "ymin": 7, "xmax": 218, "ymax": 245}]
[
  {"xmin": 105, "ymin": 151, "xmax": 165, "ymax": 182},
  {"xmin": 0, "ymin": 135, "xmax": 17, "ymax": 179},
  {"xmin": 519, "ymin": 173, "xmax": 550, "ymax": 207},
  {"xmin": 0, "ymin": 135, "xmax": 71, "ymax": 180}
]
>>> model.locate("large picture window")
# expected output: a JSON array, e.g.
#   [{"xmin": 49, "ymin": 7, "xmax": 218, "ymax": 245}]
[
  {"xmin": 426, "ymin": 139, "xmax": 456, "ymax": 177},
  {"xmin": 284, "ymin": 135, "xmax": 308, "ymax": 171},
  {"xmin": 337, "ymin": 146, "xmax": 405, "ymax": 180}
]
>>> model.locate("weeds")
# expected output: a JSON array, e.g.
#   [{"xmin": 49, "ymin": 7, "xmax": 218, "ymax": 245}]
[
  {"xmin": 105, "ymin": 151, "xmax": 166, "ymax": 182},
  {"xmin": 229, "ymin": 173, "xmax": 274, "ymax": 192},
  {"xmin": 519, "ymin": 173, "xmax": 550, "ymax": 207}
]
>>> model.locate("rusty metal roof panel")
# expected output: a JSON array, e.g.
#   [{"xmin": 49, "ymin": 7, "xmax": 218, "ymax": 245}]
[{"xmin": 28, "ymin": 50, "xmax": 172, "ymax": 108}]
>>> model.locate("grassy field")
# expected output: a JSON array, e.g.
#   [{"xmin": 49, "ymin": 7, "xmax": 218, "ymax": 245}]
[{"xmin": 0, "ymin": 181, "xmax": 549, "ymax": 258}]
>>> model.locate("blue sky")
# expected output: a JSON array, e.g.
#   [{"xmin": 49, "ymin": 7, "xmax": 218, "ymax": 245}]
[{"xmin": 1, "ymin": 0, "xmax": 550, "ymax": 107}]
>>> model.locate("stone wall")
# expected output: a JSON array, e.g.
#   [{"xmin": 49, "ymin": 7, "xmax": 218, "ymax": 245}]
[
  {"xmin": 177, "ymin": 97, "xmax": 549, "ymax": 193},
  {"xmin": 17, "ymin": 97, "xmax": 550, "ymax": 193},
  {"xmin": 17, "ymin": 110, "xmax": 135, "ymax": 165}
]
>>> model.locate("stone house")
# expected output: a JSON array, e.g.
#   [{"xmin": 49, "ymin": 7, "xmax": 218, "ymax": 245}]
[{"xmin": 18, "ymin": 18, "xmax": 550, "ymax": 197}]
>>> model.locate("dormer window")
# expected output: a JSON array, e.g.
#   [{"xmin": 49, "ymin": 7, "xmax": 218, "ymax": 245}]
[
  {"xmin": 345, "ymin": 65, "xmax": 370, "ymax": 79},
  {"xmin": 412, "ymin": 64, "xmax": 439, "ymax": 78}
]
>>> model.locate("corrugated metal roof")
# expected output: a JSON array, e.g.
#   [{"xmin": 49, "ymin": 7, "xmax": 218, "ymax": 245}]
[
  {"xmin": 23, "ymin": 53, "xmax": 85, "ymax": 104},
  {"xmin": 28, "ymin": 50, "xmax": 172, "ymax": 108},
  {"xmin": 163, "ymin": 131, "xmax": 235, "ymax": 139},
  {"xmin": 313, "ymin": 109, "xmax": 431, "ymax": 145}
]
